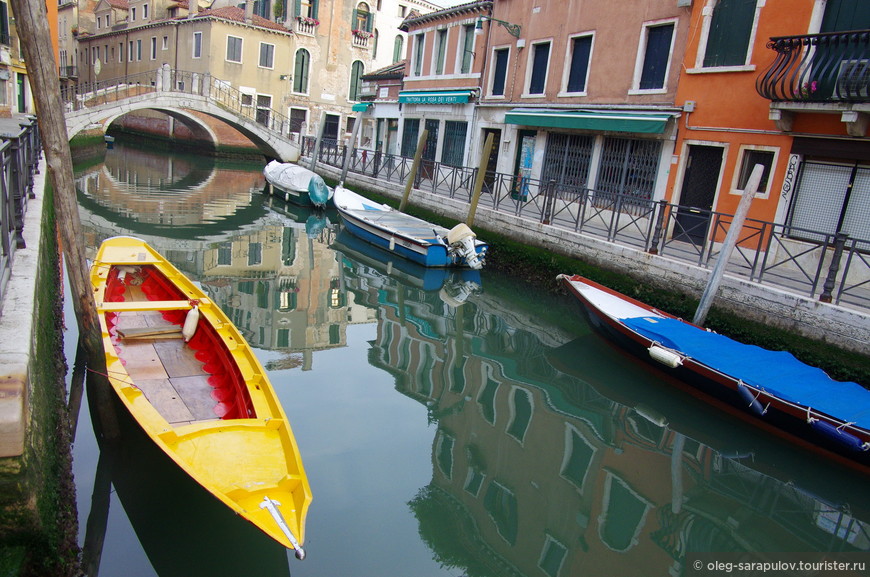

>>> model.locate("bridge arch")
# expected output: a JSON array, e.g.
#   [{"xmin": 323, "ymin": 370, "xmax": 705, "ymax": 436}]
[{"xmin": 65, "ymin": 75, "xmax": 301, "ymax": 162}]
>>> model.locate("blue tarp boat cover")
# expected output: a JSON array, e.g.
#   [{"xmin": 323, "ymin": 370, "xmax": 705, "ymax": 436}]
[{"xmin": 621, "ymin": 316, "xmax": 870, "ymax": 429}]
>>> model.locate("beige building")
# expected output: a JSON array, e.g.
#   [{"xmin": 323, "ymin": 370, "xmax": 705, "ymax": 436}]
[{"xmin": 66, "ymin": 0, "xmax": 428, "ymax": 148}]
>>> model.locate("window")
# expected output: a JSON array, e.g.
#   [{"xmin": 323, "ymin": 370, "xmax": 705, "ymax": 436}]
[
  {"xmin": 527, "ymin": 41, "xmax": 551, "ymax": 95},
  {"xmin": 289, "ymin": 108, "xmax": 307, "ymax": 134},
  {"xmin": 412, "ymin": 34, "xmax": 424, "ymax": 76},
  {"xmin": 97, "ymin": 16, "xmax": 101, "ymax": 28},
  {"xmin": 393, "ymin": 35, "xmax": 403, "ymax": 64},
  {"xmin": 736, "ymin": 148, "xmax": 775, "ymax": 194},
  {"xmin": 401, "ymin": 118, "xmax": 420, "ymax": 157},
  {"xmin": 483, "ymin": 482, "xmax": 518, "ymax": 545},
  {"xmin": 118, "ymin": 42, "xmax": 123, "ymax": 62},
  {"xmin": 297, "ymin": 0, "xmax": 318, "ymax": 19},
  {"xmin": 598, "ymin": 473, "xmax": 651, "ymax": 552},
  {"xmin": 293, "ymin": 49, "xmax": 310, "ymax": 93},
  {"xmin": 442, "ymin": 121, "xmax": 467, "ymax": 167},
  {"xmin": 104, "ymin": 45, "xmax": 108, "ymax": 63},
  {"xmin": 635, "ymin": 21, "xmax": 675, "ymax": 91},
  {"xmin": 248, "ymin": 242, "xmax": 262, "ymax": 266},
  {"xmin": 259, "ymin": 42, "xmax": 275, "ymax": 68},
  {"xmin": 217, "ymin": 242, "xmax": 232, "ymax": 265},
  {"xmin": 699, "ymin": 0, "xmax": 759, "ymax": 68},
  {"xmin": 131, "ymin": 7, "xmax": 136, "ymax": 20},
  {"xmin": 460, "ymin": 24, "xmax": 475, "ymax": 74},
  {"xmin": 506, "ymin": 388, "xmax": 532, "ymax": 443},
  {"xmin": 435, "ymin": 432, "xmax": 454, "ymax": 479},
  {"xmin": 162, "ymin": 36, "xmax": 168, "ymax": 50},
  {"xmin": 136, "ymin": 39, "xmax": 142, "ymax": 60},
  {"xmin": 143, "ymin": 3, "xmax": 148, "ymax": 18},
  {"xmin": 253, "ymin": 0, "xmax": 268, "ymax": 18},
  {"xmin": 128, "ymin": 40, "xmax": 134, "ymax": 62},
  {"xmin": 788, "ymin": 161, "xmax": 870, "ymax": 243},
  {"xmin": 597, "ymin": 137, "xmax": 662, "ymax": 207},
  {"xmin": 150, "ymin": 37, "xmax": 156, "ymax": 60},
  {"xmin": 256, "ymin": 94, "xmax": 271, "ymax": 126},
  {"xmin": 433, "ymin": 28, "xmax": 447, "ymax": 74},
  {"xmin": 539, "ymin": 536, "xmax": 568, "ymax": 577},
  {"xmin": 561, "ymin": 426, "xmax": 596, "ymax": 490},
  {"xmin": 353, "ymin": 2, "xmax": 372, "ymax": 32},
  {"xmin": 226, "ymin": 35, "xmax": 242, "ymax": 63},
  {"xmin": 349, "ymin": 60, "xmax": 364, "ymax": 101},
  {"xmin": 565, "ymin": 34, "xmax": 593, "ymax": 94},
  {"xmin": 193, "ymin": 31, "xmax": 202, "ymax": 58},
  {"xmin": 490, "ymin": 47, "xmax": 509, "ymax": 96}
]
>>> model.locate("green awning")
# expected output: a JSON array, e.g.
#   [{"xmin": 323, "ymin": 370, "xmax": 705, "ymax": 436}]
[
  {"xmin": 352, "ymin": 102, "xmax": 372, "ymax": 112},
  {"xmin": 398, "ymin": 90, "xmax": 473, "ymax": 104},
  {"xmin": 504, "ymin": 108, "xmax": 673, "ymax": 134}
]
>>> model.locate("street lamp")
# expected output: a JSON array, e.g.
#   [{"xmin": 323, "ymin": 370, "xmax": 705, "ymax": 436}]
[{"xmin": 474, "ymin": 16, "xmax": 522, "ymax": 39}]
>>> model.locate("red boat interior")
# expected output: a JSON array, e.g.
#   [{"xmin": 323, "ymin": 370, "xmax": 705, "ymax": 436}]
[{"xmin": 104, "ymin": 265, "xmax": 255, "ymax": 420}]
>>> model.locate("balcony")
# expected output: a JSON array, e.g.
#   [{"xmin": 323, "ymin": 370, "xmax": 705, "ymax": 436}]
[
  {"xmin": 58, "ymin": 66, "xmax": 78, "ymax": 79},
  {"xmin": 756, "ymin": 30, "xmax": 870, "ymax": 135}
]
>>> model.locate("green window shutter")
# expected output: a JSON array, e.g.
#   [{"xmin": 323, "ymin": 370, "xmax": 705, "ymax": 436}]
[
  {"xmin": 352, "ymin": 8, "xmax": 358, "ymax": 29},
  {"xmin": 311, "ymin": 0, "xmax": 318, "ymax": 19},
  {"xmin": 294, "ymin": 0, "xmax": 301, "ymax": 18},
  {"xmin": 703, "ymin": 0, "xmax": 756, "ymax": 67}
]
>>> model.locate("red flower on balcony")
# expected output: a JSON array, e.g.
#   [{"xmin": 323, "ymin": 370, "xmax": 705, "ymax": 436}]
[
  {"xmin": 352, "ymin": 29, "xmax": 373, "ymax": 39},
  {"xmin": 297, "ymin": 16, "xmax": 319, "ymax": 26}
]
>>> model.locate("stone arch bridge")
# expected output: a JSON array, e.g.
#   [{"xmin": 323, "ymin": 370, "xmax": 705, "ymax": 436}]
[{"xmin": 64, "ymin": 65, "xmax": 301, "ymax": 161}]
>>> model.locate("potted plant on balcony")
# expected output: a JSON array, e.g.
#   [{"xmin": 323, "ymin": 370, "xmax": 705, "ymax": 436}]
[
  {"xmin": 352, "ymin": 29, "xmax": 372, "ymax": 39},
  {"xmin": 297, "ymin": 15, "xmax": 319, "ymax": 26}
]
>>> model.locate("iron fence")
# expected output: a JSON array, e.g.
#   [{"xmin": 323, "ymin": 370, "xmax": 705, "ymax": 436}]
[
  {"xmin": 0, "ymin": 117, "xmax": 41, "ymax": 304},
  {"xmin": 304, "ymin": 136, "xmax": 870, "ymax": 311}
]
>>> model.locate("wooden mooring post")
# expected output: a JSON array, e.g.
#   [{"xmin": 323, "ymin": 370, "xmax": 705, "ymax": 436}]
[
  {"xmin": 693, "ymin": 164, "xmax": 764, "ymax": 327},
  {"xmin": 467, "ymin": 132, "xmax": 494, "ymax": 228},
  {"xmin": 400, "ymin": 129, "xmax": 428, "ymax": 213},
  {"xmin": 9, "ymin": 0, "xmax": 117, "ymax": 436}
]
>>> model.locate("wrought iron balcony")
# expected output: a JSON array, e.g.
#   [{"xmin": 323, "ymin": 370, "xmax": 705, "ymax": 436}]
[
  {"xmin": 58, "ymin": 66, "xmax": 78, "ymax": 79},
  {"xmin": 756, "ymin": 30, "xmax": 870, "ymax": 103}
]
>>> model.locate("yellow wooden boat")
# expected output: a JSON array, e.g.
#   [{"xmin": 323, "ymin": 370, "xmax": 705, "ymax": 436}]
[{"xmin": 90, "ymin": 236, "xmax": 312, "ymax": 558}]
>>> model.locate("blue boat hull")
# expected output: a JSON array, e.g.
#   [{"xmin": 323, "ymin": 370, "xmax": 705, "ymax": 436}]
[{"xmin": 340, "ymin": 212, "xmax": 486, "ymax": 269}]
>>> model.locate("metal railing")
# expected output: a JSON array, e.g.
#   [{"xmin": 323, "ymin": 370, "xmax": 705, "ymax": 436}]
[
  {"xmin": 756, "ymin": 30, "xmax": 870, "ymax": 103},
  {"xmin": 61, "ymin": 67, "xmax": 296, "ymax": 140},
  {"xmin": 303, "ymin": 137, "xmax": 870, "ymax": 311},
  {"xmin": 0, "ymin": 117, "xmax": 41, "ymax": 304}
]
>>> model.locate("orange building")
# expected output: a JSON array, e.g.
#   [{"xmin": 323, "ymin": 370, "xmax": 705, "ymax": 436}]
[{"xmin": 667, "ymin": 0, "xmax": 869, "ymax": 247}]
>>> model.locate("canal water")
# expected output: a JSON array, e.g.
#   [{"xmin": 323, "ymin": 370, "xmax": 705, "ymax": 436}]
[{"xmin": 67, "ymin": 141, "xmax": 870, "ymax": 576}]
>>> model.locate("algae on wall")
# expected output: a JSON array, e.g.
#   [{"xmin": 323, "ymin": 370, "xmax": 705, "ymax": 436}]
[{"xmin": 0, "ymin": 183, "xmax": 79, "ymax": 576}]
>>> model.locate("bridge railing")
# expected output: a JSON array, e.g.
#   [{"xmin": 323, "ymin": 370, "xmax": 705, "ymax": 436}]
[
  {"xmin": 61, "ymin": 67, "xmax": 295, "ymax": 141},
  {"xmin": 0, "ymin": 117, "xmax": 41, "ymax": 304}
]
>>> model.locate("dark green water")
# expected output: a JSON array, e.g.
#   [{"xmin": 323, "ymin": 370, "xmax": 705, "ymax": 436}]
[{"xmin": 68, "ymin": 142, "xmax": 870, "ymax": 577}]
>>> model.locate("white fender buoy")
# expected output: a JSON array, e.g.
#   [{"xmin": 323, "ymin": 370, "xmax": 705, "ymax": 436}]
[
  {"xmin": 648, "ymin": 344, "xmax": 683, "ymax": 368},
  {"xmin": 182, "ymin": 305, "xmax": 200, "ymax": 342}
]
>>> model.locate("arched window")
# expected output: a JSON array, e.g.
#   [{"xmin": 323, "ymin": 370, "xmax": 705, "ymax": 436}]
[
  {"xmin": 293, "ymin": 48, "xmax": 310, "ymax": 93},
  {"xmin": 353, "ymin": 2, "xmax": 372, "ymax": 32},
  {"xmin": 393, "ymin": 35, "xmax": 403, "ymax": 63},
  {"xmin": 348, "ymin": 60, "xmax": 364, "ymax": 101}
]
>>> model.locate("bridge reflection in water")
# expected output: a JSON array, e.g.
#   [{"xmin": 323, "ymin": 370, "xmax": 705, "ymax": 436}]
[{"xmin": 72, "ymin": 140, "xmax": 868, "ymax": 577}]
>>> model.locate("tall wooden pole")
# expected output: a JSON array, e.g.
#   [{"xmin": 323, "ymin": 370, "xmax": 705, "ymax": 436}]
[
  {"xmin": 467, "ymin": 132, "xmax": 494, "ymax": 227},
  {"xmin": 399, "ymin": 129, "xmax": 428, "ymax": 213},
  {"xmin": 9, "ymin": 0, "xmax": 102, "ymax": 359},
  {"xmin": 693, "ymin": 164, "xmax": 765, "ymax": 327},
  {"xmin": 339, "ymin": 110, "xmax": 364, "ymax": 186},
  {"xmin": 11, "ymin": 0, "xmax": 119, "ymax": 441}
]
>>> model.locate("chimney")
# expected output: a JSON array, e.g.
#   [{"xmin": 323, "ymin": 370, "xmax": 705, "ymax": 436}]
[{"xmin": 244, "ymin": 0, "xmax": 253, "ymax": 24}]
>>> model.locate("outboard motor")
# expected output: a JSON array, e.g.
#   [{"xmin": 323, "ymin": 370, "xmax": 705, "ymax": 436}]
[{"xmin": 446, "ymin": 223, "xmax": 484, "ymax": 269}]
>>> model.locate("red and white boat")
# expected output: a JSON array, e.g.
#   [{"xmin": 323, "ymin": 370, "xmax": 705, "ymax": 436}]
[{"xmin": 558, "ymin": 274, "xmax": 870, "ymax": 471}]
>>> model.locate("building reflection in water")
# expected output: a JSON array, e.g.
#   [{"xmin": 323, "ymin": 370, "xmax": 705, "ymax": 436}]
[{"xmin": 343, "ymin": 265, "xmax": 870, "ymax": 577}]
